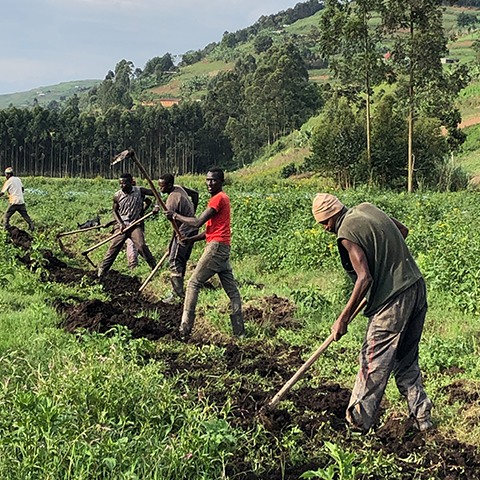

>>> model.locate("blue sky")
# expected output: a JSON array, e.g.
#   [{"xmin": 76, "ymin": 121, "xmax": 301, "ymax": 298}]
[{"xmin": 0, "ymin": 0, "xmax": 296, "ymax": 94}]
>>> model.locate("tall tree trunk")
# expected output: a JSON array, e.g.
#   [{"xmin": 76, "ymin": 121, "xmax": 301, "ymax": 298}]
[{"xmin": 408, "ymin": 30, "xmax": 414, "ymax": 193}]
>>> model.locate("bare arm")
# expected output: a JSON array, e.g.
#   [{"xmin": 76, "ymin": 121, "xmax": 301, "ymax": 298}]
[
  {"xmin": 183, "ymin": 231, "xmax": 206, "ymax": 244},
  {"xmin": 165, "ymin": 207, "xmax": 217, "ymax": 229},
  {"xmin": 331, "ymin": 239, "xmax": 372, "ymax": 341},
  {"xmin": 112, "ymin": 195, "xmax": 124, "ymax": 229},
  {"xmin": 139, "ymin": 187, "xmax": 155, "ymax": 197},
  {"xmin": 390, "ymin": 216, "xmax": 409, "ymax": 239}
]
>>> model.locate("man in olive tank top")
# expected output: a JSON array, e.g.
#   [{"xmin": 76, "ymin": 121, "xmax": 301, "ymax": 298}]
[{"xmin": 312, "ymin": 193, "xmax": 432, "ymax": 432}]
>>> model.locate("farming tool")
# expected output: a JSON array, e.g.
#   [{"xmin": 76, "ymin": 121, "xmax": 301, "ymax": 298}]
[
  {"xmin": 139, "ymin": 250, "xmax": 169, "ymax": 292},
  {"xmin": 80, "ymin": 211, "xmax": 154, "ymax": 266},
  {"xmin": 265, "ymin": 297, "xmax": 367, "ymax": 412},
  {"xmin": 56, "ymin": 220, "xmax": 116, "ymax": 251},
  {"xmin": 111, "ymin": 148, "xmax": 184, "ymax": 241}
]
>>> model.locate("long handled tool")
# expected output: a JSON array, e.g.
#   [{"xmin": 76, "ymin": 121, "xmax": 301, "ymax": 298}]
[
  {"xmin": 57, "ymin": 220, "xmax": 116, "ymax": 239},
  {"xmin": 81, "ymin": 211, "xmax": 154, "ymax": 259},
  {"xmin": 111, "ymin": 149, "xmax": 184, "ymax": 241},
  {"xmin": 266, "ymin": 298, "xmax": 367, "ymax": 411},
  {"xmin": 139, "ymin": 250, "xmax": 169, "ymax": 292},
  {"xmin": 56, "ymin": 220, "xmax": 116, "ymax": 249}
]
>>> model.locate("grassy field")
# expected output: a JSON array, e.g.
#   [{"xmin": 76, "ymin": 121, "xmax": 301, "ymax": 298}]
[{"xmin": 1, "ymin": 174, "xmax": 480, "ymax": 478}]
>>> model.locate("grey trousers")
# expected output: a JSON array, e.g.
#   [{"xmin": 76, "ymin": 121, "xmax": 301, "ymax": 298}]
[
  {"xmin": 99, "ymin": 225, "xmax": 156, "ymax": 274},
  {"xmin": 3, "ymin": 203, "xmax": 34, "ymax": 231},
  {"xmin": 348, "ymin": 278, "xmax": 432, "ymax": 430},
  {"xmin": 182, "ymin": 241, "xmax": 242, "ymax": 327}
]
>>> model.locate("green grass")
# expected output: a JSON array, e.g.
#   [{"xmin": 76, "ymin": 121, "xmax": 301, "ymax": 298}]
[{"xmin": 2, "ymin": 178, "xmax": 480, "ymax": 476}]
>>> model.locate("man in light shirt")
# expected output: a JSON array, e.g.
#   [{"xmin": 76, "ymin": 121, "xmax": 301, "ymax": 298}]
[{"xmin": 0, "ymin": 167, "xmax": 34, "ymax": 232}]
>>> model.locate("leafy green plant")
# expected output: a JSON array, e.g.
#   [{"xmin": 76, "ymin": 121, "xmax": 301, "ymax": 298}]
[{"xmin": 300, "ymin": 441, "xmax": 368, "ymax": 480}]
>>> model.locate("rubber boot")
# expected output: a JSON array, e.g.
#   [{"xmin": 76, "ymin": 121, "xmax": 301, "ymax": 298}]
[
  {"xmin": 230, "ymin": 312, "xmax": 245, "ymax": 338},
  {"xmin": 179, "ymin": 310, "xmax": 195, "ymax": 338},
  {"xmin": 172, "ymin": 276, "xmax": 185, "ymax": 299},
  {"xmin": 164, "ymin": 277, "xmax": 185, "ymax": 303}
]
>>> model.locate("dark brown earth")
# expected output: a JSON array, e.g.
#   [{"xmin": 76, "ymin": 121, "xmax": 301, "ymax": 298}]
[{"xmin": 8, "ymin": 228, "xmax": 480, "ymax": 480}]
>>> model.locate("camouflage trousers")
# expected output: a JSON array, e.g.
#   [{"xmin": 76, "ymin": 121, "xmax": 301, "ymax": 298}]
[{"xmin": 347, "ymin": 278, "xmax": 432, "ymax": 430}]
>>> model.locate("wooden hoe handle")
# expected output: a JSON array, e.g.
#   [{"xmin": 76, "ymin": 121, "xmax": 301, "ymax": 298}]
[
  {"xmin": 266, "ymin": 298, "xmax": 367, "ymax": 411},
  {"xmin": 81, "ymin": 211, "xmax": 154, "ymax": 255},
  {"xmin": 128, "ymin": 150, "xmax": 184, "ymax": 241}
]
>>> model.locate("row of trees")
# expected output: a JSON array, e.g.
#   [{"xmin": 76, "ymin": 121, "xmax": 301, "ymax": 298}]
[
  {"xmin": 313, "ymin": 0, "xmax": 470, "ymax": 191},
  {"xmin": 0, "ymin": 99, "xmax": 209, "ymax": 179},
  {"xmin": 0, "ymin": 43, "xmax": 320, "ymax": 178}
]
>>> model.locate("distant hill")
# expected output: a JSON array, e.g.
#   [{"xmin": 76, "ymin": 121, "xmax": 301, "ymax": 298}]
[
  {"xmin": 147, "ymin": 5, "xmax": 480, "ymax": 100},
  {"xmin": 0, "ymin": 80, "xmax": 101, "ymax": 110}
]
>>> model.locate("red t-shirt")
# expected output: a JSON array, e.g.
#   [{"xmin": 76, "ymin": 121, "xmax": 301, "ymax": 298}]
[{"xmin": 206, "ymin": 191, "xmax": 231, "ymax": 245}]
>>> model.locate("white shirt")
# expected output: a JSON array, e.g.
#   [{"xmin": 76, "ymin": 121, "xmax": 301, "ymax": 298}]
[{"xmin": 1, "ymin": 176, "xmax": 25, "ymax": 205}]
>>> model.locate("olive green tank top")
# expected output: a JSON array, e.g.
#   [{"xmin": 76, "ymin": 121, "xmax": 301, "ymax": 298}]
[{"xmin": 336, "ymin": 203, "xmax": 422, "ymax": 316}]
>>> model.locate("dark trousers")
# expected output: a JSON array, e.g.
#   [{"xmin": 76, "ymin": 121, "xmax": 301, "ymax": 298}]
[
  {"xmin": 99, "ymin": 225, "xmax": 156, "ymax": 273},
  {"xmin": 169, "ymin": 229, "xmax": 198, "ymax": 277},
  {"xmin": 3, "ymin": 203, "xmax": 34, "ymax": 231}
]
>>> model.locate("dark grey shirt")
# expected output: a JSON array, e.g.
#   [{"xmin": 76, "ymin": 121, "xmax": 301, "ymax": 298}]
[
  {"xmin": 115, "ymin": 186, "xmax": 144, "ymax": 223},
  {"xmin": 165, "ymin": 185, "xmax": 197, "ymax": 236}
]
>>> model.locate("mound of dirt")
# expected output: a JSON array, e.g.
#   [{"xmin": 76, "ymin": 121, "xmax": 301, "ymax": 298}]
[
  {"xmin": 8, "ymin": 227, "xmax": 181, "ymax": 340},
  {"xmin": 243, "ymin": 294, "xmax": 299, "ymax": 332},
  {"xmin": 441, "ymin": 380, "xmax": 480, "ymax": 406},
  {"xmin": 8, "ymin": 226, "xmax": 33, "ymax": 249},
  {"xmin": 59, "ymin": 298, "xmax": 181, "ymax": 340}
]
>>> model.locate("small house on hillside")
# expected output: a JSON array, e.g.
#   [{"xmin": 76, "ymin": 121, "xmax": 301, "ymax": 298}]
[
  {"xmin": 160, "ymin": 98, "xmax": 180, "ymax": 107},
  {"xmin": 441, "ymin": 58, "xmax": 459, "ymax": 64},
  {"xmin": 141, "ymin": 98, "xmax": 181, "ymax": 108}
]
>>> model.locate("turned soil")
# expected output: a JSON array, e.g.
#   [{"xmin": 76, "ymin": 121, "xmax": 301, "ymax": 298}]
[{"xmin": 9, "ymin": 228, "xmax": 480, "ymax": 479}]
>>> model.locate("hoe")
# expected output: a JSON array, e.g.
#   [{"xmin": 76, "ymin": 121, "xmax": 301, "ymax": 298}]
[{"xmin": 265, "ymin": 298, "xmax": 367, "ymax": 412}]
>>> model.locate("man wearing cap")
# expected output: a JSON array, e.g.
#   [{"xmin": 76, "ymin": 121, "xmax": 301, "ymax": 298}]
[
  {"xmin": 0, "ymin": 167, "xmax": 35, "ymax": 232},
  {"xmin": 312, "ymin": 193, "xmax": 432, "ymax": 432}
]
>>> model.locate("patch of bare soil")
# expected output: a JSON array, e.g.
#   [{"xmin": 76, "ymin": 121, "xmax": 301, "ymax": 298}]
[
  {"xmin": 243, "ymin": 294, "xmax": 300, "ymax": 332},
  {"xmin": 9, "ymin": 227, "xmax": 181, "ymax": 340},
  {"xmin": 7, "ymin": 226, "xmax": 33, "ymax": 249},
  {"xmin": 441, "ymin": 380, "xmax": 480, "ymax": 406}
]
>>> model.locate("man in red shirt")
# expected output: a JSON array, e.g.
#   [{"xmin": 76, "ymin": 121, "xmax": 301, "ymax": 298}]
[{"xmin": 164, "ymin": 168, "xmax": 244, "ymax": 338}]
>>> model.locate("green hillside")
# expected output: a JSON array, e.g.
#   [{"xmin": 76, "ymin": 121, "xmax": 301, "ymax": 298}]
[
  {"xmin": 0, "ymin": 79, "xmax": 101, "ymax": 110},
  {"xmin": 146, "ymin": 5, "xmax": 480, "ymax": 98}
]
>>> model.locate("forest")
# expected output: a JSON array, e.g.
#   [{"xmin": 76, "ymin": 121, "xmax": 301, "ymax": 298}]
[{"xmin": 0, "ymin": 0, "xmax": 477, "ymax": 192}]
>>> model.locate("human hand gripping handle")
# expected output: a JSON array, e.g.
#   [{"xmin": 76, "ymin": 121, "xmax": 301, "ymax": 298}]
[{"xmin": 331, "ymin": 298, "xmax": 367, "ymax": 341}]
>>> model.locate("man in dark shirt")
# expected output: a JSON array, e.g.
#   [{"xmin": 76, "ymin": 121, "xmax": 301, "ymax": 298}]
[
  {"xmin": 158, "ymin": 173, "xmax": 199, "ymax": 300},
  {"xmin": 98, "ymin": 173, "xmax": 157, "ymax": 277},
  {"xmin": 312, "ymin": 193, "xmax": 432, "ymax": 432}
]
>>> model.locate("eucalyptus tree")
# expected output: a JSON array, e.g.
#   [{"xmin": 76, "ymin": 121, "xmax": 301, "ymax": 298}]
[
  {"xmin": 318, "ymin": 0, "xmax": 389, "ymax": 172},
  {"xmin": 380, "ymin": 0, "xmax": 448, "ymax": 192}
]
